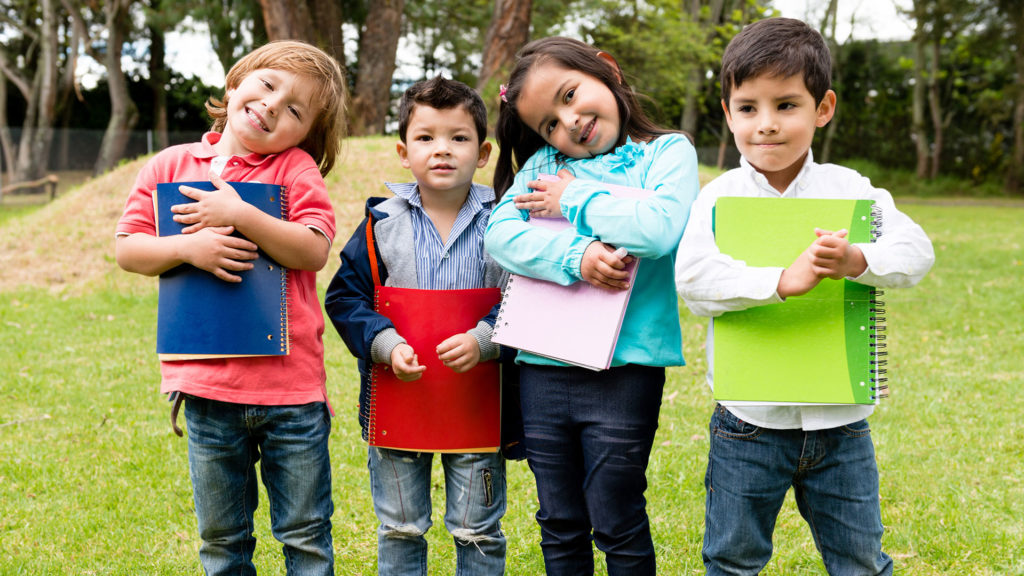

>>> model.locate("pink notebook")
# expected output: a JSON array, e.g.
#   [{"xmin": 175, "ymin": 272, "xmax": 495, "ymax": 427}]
[{"xmin": 491, "ymin": 178, "xmax": 648, "ymax": 371}]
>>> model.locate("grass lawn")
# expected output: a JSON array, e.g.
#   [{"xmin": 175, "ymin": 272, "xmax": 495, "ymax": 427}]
[{"xmin": 0, "ymin": 138, "xmax": 1021, "ymax": 574}]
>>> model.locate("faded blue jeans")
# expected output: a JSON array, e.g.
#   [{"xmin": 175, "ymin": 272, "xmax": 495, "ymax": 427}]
[
  {"xmin": 368, "ymin": 446, "xmax": 506, "ymax": 575},
  {"xmin": 184, "ymin": 396, "xmax": 334, "ymax": 576},
  {"xmin": 519, "ymin": 363, "xmax": 665, "ymax": 576},
  {"xmin": 703, "ymin": 404, "xmax": 893, "ymax": 576}
]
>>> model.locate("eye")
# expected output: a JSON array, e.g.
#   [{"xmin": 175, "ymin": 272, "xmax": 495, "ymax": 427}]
[
  {"xmin": 778, "ymin": 102, "xmax": 797, "ymax": 111},
  {"xmin": 288, "ymin": 106, "xmax": 302, "ymax": 120},
  {"xmin": 736, "ymin": 104, "xmax": 754, "ymax": 114},
  {"xmin": 545, "ymin": 119, "xmax": 557, "ymax": 135},
  {"xmin": 564, "ymin": 88, "xmax": 575, "ymax": 103},
  {"xmin": 453, "ymin": 135, "xmax": 470, "ymax": 142},
  {"xmin": 416, "ymin": 134, "xmax": 432, "ymax": 142},
  {"xmin": 261, "ymin": 78, "xmax": 273, "ymax": 90}
]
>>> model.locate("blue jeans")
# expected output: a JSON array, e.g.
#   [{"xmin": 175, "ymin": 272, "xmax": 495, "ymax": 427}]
[
  {"xmin": 519, "ymin": 364, "xmax": 664, "ymax": 576},
  {"xmin": 368, "ymin": 446, "xmax": 506, "ymax": 575},
  {"xmin": 184, "ymin": 397, "xmax": 334, "ymax": 576},
  {"xmin": 703, "ymin": 404, "xmax": 893, "ymax": 576}
]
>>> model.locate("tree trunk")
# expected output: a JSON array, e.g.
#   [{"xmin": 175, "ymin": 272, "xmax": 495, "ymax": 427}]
[
  {"xmin": 349, "ymin": 0, "xmax": 404, "ymax": 136},
  {"xmin": 477, "ymin": 0, "xmax": 532, "ymax": 93},
  {"xmin": 93, "ymin": 0, "xmax": 140, "ymax": 175},
  {"xmin": 819, "ymin": 0, "xmax": 839, "ymax": 163},
  {"xmin": 1010, "ymin": 21, "xmax": 1024, "ymax": 194},
  {"xmin": 311, "ymin": 0, "xmax": 345, "ymax": 67},
  {"xmin": 149, "ymin": 1, "xmax": 169, "ymax": 151},
  {"xmin": 911, "ymin": 23, "xmax": 930, "ymax": 179},
  {"xmin": 15, "ymin": 0, "xmax": 60, "ymax": 183},
  {"xmin": 927, "ymin": 39, "xmax": 943, "ymax": 179},
  {"xmin": 258, "ymin": 0, "xmax": 315, "ymax": 42}
]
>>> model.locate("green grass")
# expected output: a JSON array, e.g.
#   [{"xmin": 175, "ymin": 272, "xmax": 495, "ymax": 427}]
[{"xmin": 1, "ymin": 141, "xmax": 1022, "ymax": 574}]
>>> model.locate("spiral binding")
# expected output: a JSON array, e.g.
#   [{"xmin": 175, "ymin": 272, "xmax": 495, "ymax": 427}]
[
  {"xmin": 278, "ymin": 185, "xmax": 291, "ymax": 354},
  {"xmin": 869, "ymin": 204, "xmax": 887, "ymax": 400},
  {"xmin": 366, "ymin": 288, "xmax": 382, "ymax": 443},
  {"xmin": 491, "ymin": 276, "xmax": 515, "ymax": 338}
]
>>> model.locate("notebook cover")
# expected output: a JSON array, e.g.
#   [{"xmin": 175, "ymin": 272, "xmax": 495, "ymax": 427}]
[
  {"xmin": 154, "ymin": 181, "xmax": 289, "ymax": 360},
  {"xmin": 490, "ymin": 179, "xmax": 649, "ymax": 371},
  {"xmin": 712, "ymin": 197, "xmax": 881, "ymax": 405},
  {"xmin": 369, "ymin": 286, "xmax": 502, "ymax": 453}
]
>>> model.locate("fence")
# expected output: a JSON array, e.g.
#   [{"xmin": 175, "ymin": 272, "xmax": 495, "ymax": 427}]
[{"xmin": 1, "ymin": 128, "xmax": 206, "ymax": 174}]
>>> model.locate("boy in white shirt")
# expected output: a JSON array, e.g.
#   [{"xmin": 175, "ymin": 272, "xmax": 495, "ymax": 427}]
[{"xmin": 675, "ymin": 17, "xmax": 934, "ymax": 576}]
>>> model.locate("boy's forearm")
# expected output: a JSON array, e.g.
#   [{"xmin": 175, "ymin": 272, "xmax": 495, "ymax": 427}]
[
  {"xmin": 115, "ymin": 233, "xmax": 185, "ymax": 276},
  {"xmin": 237, "ymin": 212, "xmax": 331, "ymax": 271}
]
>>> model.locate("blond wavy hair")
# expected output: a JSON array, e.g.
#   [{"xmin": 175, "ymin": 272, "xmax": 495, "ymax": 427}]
[{"xmin": 206, "ymin": 40, "xmax": 348, "ymax": 176}]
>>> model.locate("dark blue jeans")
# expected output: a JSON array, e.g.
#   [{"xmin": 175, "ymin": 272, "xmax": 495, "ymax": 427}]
[
  {"xmin": 184, "ymin": 396, "xmax": 334, "ymax": 576},
  {"xmin": 519, "ymin": 364, "xmax": 664, "ymax": 576},
  {"xmin": 703, "ymin": 404, "xmax": 893, "ymax": 576}
]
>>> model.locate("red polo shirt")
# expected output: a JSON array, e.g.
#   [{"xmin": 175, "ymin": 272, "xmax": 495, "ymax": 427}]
[{"xmin": 117, "ymin": 132, "xmax": 336, "ymax": 406}]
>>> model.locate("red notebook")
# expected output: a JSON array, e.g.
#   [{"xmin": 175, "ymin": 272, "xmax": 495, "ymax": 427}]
[{"xmin": 369, "ymin": 286, "xmax": 502, "ymax": 453}]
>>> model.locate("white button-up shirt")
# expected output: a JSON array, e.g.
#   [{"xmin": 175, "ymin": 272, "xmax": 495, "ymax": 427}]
[{"xmin": 675, "ymin": 152, "xmax": 935, "ymax": 430}]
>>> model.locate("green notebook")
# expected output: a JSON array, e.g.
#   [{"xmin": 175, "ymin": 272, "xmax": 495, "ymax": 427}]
[{"xmin": 712, "ymin": 197, "xmax": 885, "ymax": 405}]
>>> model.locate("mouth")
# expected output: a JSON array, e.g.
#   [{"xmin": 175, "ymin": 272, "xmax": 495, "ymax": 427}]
[
  {"xmin": 245, "ymin": 107, "xmax": 270, "ymax": 132},
  {"xmin": 578, "ymin": 119, "xmax": 596, "ymax": 145},
  {"xmin": 431, "ymin": 163, "xmax": 455, "ymax": 172}
]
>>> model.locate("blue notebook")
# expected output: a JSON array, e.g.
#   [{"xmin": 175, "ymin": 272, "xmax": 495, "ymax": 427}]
[{"xmin": 154, "ymin": 181, "xmax": 289, "ymax": 360}]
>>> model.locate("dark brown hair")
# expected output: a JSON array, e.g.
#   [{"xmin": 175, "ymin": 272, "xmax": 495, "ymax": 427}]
[
  {"xmin": 493, "ymin": 36, "xmax": 677, "ymax": 197},
  {"xmin": 720, "ymin": 17, "xmax": 832, "ymax": 109},
  {"xmin": 206, "ymin": 40, "xmax": 348, "ymax": 177},
  {"xmin": 397, "ymin": 75, "xmax": 488, "ymax": 144}
]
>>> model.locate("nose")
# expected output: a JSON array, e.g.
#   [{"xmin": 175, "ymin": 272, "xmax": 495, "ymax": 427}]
[
  {"xmin": 757, "ymin": 111, "xmax": 777, "ymax": 135},
  {"xmin": 261, "ymin": 95, "xmax": 279, "ymax": 117},
  {"xmin": 559, "ymin": 108, "xmax": 580, "ymax": 133}
]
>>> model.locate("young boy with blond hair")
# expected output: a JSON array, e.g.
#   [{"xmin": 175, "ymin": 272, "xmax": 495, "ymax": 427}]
[{"xmin": 116, "ymin": 40, "xmax": 347, "ymax": 575}]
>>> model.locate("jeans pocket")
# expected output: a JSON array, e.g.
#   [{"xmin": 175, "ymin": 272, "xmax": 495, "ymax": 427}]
[
  {"xmin": 839, "ymin": 418, "xmax": 872, "ymax": 439},
  {"xmin": 712, "ymin": 405, "xmax": 763, "ymax": 441}
]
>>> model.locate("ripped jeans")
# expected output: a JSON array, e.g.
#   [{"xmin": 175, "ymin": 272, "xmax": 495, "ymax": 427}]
[{"xmin": 367, "ymin": 446, "xmax": 506, "ymax": 575}]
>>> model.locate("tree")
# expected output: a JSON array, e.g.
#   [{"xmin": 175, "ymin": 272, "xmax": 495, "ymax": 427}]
[
  {"xmin": 349, "ymin": 0, "xmax": 403, "ymax": 136},
  {"xmin": 477, "ymin": 0, "xmax": 532, "ymax": 101},
  {"xmin": 1005, "ymin": 0, "xmax": 1024, "ymax": 194},
  {"xmin": 66, "ymin": 0, "xmax": 141, "ymax": 175},
  {"xmin": 0, "ymin": 0, "xmax": 64, "ymax": 185}
]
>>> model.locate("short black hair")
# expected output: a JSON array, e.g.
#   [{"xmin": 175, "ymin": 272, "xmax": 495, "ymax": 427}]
[
  {"xmin": 721, "ymin": 17, "xmax": 832, "ymax": 109},
  {"xmin": 397, "ymin": 76, "xmax": 488, "ymax": 143}
]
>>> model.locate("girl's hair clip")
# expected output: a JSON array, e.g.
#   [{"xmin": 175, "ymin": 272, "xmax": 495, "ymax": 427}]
[{"xmin": 499, "ymin": 84, "xmax": 508, "ymax": 103}]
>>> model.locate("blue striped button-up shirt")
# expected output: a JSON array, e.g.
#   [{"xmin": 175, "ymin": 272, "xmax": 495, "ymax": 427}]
[{"xmin": 386, "ymin": 182, "xmax": 494, "ymax": 290}]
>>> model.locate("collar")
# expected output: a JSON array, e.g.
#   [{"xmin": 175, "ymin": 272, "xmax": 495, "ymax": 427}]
[
  {"xmin": 384, "ymin": 182, "xmax": 495, "ymax": 213},
  {"xmin": 740, "ymin": 150, "xmax": 816, "ymax": 196},
  {"xmin": 186, "ymin": 132, "xmax": 279, "ymax": 167}
]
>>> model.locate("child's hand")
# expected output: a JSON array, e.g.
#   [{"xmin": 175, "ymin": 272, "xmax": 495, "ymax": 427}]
[
  {"xmin": 436, "ymin": 333, "xmax": 481, "ymax": 373},
  {"xmin": 173, "ymin": 172, "xmax": 248, "ymax": 234},
  {"xmin": 515, "ymin": 169, "xmax": 575, "ymax": 218},
  {"xmin": 390, "ymin": 343, "xmax": 426, "ymax": 382},
  {"xmin": 580, "ymin": 241, "xmax": 633, "ymax": 291},
  {"xmin": 808, "ymin": 228, "xmax": 867, "ymax": 280},
  {"xmin": 182, "ymin": 226, "xmax": 259, "ymax": 282},
  {"xmin": 777, "ymin": 248, "xmax": 821, "ymax": 299}
]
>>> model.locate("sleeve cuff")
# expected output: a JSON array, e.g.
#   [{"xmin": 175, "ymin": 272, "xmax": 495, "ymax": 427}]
[
  {"xmin": 370, "ymin": 328, "xmax": 406, "ymax": 365},
  {"xmin": 468, "ymin": 320, "xmax": 500, "ymax": 362}
]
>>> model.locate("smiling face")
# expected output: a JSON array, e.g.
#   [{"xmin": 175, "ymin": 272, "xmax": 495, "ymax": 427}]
[
  {"xmin": 724, "ymin": 73, "xmax": 835, "ymax": 192},
  {"xmin": 515, "ymin": 60, "xmax": 622, "ymax": 159},
  {"xmin": 216, "ymin": 68, "xmax": 319, "ymax": 157},
  {"xmin": 397, "ymin": 104, "xmax": 491, "ymax": 200}
]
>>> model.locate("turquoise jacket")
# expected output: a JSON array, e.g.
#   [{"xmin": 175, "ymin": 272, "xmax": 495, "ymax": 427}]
[{"xmin": 484, "ymin": 133, "xmax": 700, "ymax": 367}]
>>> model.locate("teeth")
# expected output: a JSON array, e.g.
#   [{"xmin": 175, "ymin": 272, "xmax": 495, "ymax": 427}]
[{"xmin": 248, "ymin": 108, "xmax": 268, "ymax": 131}]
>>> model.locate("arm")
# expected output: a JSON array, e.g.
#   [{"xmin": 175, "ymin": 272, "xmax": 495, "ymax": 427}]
[
  {"xmin": 172, "ymin": 172, "xmax": 331, "ymax": 271},
  {"xmin": 559, "ymin": 134, "xmax": 701, "ymax": 259},
  {"xmin": 115, "ymin": 227, "xmax": 259, "ymax": 282},
  {"xmin": 324, "ymin": 217, "xmax": 402, "ymax": 363},
  {"xmin": 674, "ymin": 187, "xmax": 786, "ymax": 318},
  {"xmin": 849, "ymin": 191, "xmax": 935, "ymax": 288}
]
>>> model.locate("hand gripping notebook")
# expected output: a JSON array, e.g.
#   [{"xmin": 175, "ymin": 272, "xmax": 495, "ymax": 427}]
[
  {"xmin": 712, "ymin": 197, "xmax": 886, "ymax": 405},
  {"xmin": 491, "ymin": 179, "xmax": 648, "ymax": 371},
  {"xmin": 154, "ymin": 181, "xmax": 289, "ymax": 360},
  {"xmin": 369, "ymin": 286, "xmax": 502, "ymax": 453}
]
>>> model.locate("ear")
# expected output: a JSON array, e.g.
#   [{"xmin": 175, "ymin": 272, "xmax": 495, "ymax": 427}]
[
  {"xmin": 596, "ymin": 51, "xmax": 623, "ymax": 84},
  {"xmin": 477, "ymin": 141, "xmax": 492, "ymax": 168},
  {"xmin": 721, "ymin": 99, "xmax": 734, "ymax": 129},
  {"xmin": 396, "ymin": 141, "xmax": 411, "ymax": 168},
  {"xmin": 816, "ymin": 90, "xmax": 837, "ymax": 127}
]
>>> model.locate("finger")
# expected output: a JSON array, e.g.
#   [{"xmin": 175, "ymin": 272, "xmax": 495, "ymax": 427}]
[
  {"xmin": 209, "ymin": 170, "xmax": 228, "ymax": 189},
  {"xmin": 177, "ymin": 185, "xmax": 206, "ymax": 201},
  {"xmin": 211, "ymin": 268, "xmax": 244, "ymax": 283}
]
